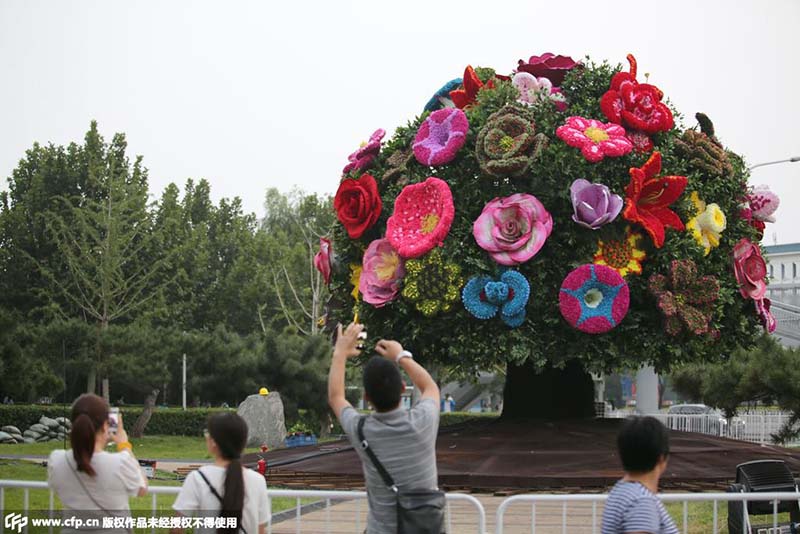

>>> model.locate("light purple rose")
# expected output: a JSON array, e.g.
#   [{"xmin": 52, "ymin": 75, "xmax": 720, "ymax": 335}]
[
  {"xmin": 570, "ymin": 179, "xmax": 623, "ymax": 230},
  {"xmin": 359, "ymin": 239, "xmax": 405, "ymax": 307},
  {"xmin": 473, "ymin": 193, "xmax": 553, "ymax": 266}
]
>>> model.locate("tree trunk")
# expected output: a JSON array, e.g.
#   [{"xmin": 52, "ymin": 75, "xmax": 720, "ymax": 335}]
[
  {"xmin": 501, "ymin": 360, "xmax": 595, "ymax": 420},
  {"xmin": 130, "ymin": 388, "xmax": 160, "ymax": 438},
  {"xmin": 86, "ymin": 366, "xmax": 97, "ymax": 395}
]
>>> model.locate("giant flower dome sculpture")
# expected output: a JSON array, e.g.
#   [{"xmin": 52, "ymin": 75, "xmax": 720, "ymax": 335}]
[{"xmin": 321, "ymin": 52, "xmax": 776, "ymax": 416}]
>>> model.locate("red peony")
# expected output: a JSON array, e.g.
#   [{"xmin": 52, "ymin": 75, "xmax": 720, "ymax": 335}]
[
  {"xmin": 600, "ymin": 54, "xmax": 674, "ymax": 148},
  {"xmin": 516, "ymin": 53, "xmax": 579, "ymax": 86},
  {"xmin": 334, "ymin": 174, "xmax": 383, "ymax": 239}
]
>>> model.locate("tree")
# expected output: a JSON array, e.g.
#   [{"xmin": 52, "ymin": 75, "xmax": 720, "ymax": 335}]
[
  {"xmin": 326, "ymin": 56, "xmax": 765, "ymax": 419},
  {"xmin": 671, "ymin": 335, "xmax": 800, "ymax": 443},
  {"xmin": 33, "ymin": 123, "xmax": 171, "ymax": 397}
]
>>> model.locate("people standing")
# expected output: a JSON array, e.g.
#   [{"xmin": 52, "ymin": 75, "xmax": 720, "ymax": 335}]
[
  {"xmin": 328, "ymin": 322, "xmax": 441, "ymax": 534},
  {"xmin": 171, "ymin": 413, "xmax": 269, "ymax": 534},
  {"xmin": 601, "ymin": 416, "xmax": 679, "ymax": 534},
  {"xmin": 48, "ymin": 394, "xmax": 148, "ymax": 533}
]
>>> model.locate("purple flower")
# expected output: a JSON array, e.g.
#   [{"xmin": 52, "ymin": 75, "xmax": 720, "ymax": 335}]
[
  {"xmin": 343, "ymin": 129, "xmax": 385, "ymax": 175},
  {"xmin": 570, "ymin": 179, "xmax": 623, "ymax": 230},
  {"xmin": 412, "ymin": 108, "xmax": 469, "ymax": 167}
]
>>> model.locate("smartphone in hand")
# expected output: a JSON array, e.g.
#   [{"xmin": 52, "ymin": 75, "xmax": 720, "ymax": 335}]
[{"xmin": 108, "ymin": 407, "xmax": 120, "ymax": 435}]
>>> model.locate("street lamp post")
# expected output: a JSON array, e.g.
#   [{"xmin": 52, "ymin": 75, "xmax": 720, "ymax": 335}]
[{"xmin": 748, "ymin": 157, "xmax": 800, "ymax": 172}]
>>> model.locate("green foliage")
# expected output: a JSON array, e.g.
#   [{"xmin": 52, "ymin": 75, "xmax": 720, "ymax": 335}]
[
  {"xmin": 328, "ymin": 58, "xmax": 762, "ymax": 376},
  {"xmin": 671, "ymin": 335, "xmax": 800, "ymax": 442}
]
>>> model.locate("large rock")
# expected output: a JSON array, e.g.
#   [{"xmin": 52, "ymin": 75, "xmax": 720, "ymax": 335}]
[
  {"xmin": 237, "ymin": 392, "xmax": 287, "ymax": 449},
  {"xmin": 1, "ymin": 425, "xmax": 21, "ymax": 435}
]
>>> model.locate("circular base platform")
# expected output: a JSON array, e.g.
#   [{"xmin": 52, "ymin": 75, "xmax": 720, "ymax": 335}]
[{"xmin": 247, "ymin": 418, "xmax": 800, "ymax": 492}]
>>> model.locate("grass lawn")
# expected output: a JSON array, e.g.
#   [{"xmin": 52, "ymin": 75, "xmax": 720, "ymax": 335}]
[
  {"xmin": 0, "ymin": 435, "xmax": 272, "ymax": 460},
  {"xmin": 0, "ymin": 459, "xmax": 310, "ymax": 531}
]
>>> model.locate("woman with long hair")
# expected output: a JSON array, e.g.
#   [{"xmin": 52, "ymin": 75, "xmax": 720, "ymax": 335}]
[
  {"xmin": 48, "ymin": 393, "xmax": 148, "ymax": 531},
  {"xmin": 172, "ymin": 413, "xmax": 269, "ymax": 534}
]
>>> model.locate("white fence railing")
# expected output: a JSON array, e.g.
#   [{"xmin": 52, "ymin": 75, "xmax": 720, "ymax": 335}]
[
  {"xmin": 495, "ymin": 492, "xmax": 800, "ymax": 534},
  {"xmin": 0, "ymin": 480, "xmax": 486, "ymax": 534},
  {"xmin": 607, "ymin": 410, "xmax": 800, "ymax": 446}
]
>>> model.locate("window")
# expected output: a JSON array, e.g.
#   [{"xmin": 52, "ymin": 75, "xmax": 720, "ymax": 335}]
[
  {"xmin": 794, "ymin": 263, "xmax": 797, "ymax": 279},
  {"xmin": 770, "ymin": 265, "xmax": 774, "ymax": 279},
  {"xmin": 781, "ymin": 264, "xmax": 786, "ymax": 280}
]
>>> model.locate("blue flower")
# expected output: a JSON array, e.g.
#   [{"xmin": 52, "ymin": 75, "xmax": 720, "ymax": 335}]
[{"xmin": 462, "ymin": 270, "xmax": 530, "ymax": 328}]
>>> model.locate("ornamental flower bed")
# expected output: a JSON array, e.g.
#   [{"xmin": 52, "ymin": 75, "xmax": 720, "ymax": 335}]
[{"xmin": 323, "ymin": 51, "xmax": 772, "ymax": 375}]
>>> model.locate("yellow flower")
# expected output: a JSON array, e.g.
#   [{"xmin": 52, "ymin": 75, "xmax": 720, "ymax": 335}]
[
  {"xmin": 686, "ymin": 192, "xmax": 726, "ymax": 256},
  {"xmin": 349, "ymin": 264, "xmax": 362, "ymax": 301},
  {"xmin": 594, "ymin": 228, "xmax": 647, "ymax": 277}
]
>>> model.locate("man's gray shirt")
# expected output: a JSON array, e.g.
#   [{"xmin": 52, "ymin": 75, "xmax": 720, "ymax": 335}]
[{"xmin": 340, "ymin": 399, "xmax": 440, "ymax": 534}]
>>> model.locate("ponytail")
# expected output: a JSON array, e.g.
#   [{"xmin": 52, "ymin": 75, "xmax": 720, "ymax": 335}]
[
  {"xmin": 69, "ymin": 393, "xmax": 110, "ymax": 478},
  {"xmin": 207, "ymin": 412, "xmax": 248, "ymax": 534},
  {"xmin": 220, "ymin": 459, "xmax": 245, "ymax": 534},
  {"xmin": 71, "ymin": 413, "xmax": 97, "ymax": 476}
]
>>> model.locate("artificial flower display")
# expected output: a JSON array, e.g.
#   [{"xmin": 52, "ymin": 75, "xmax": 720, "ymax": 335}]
[
  {"xmin": 386, "ymin": 177, "xmax": 455, "ymax": 259},
  {"xmin": 343, "ymin": 129, "xmax": 385, "ymax": 175},
  {"xmin": 512, "ymin": 72, "xmax": 566, "ymax": 110},
  {"xmin": 449, "ymin": 65, "xmax": 494, "ymax": 109},
  {"xmin": 648, "ymin": 259, "xmax": 720, "ymax": 336},
  {"xmin": 401, "ymin": 249, "xmax": 463, "ymax": 317},
  {"xmin": 475, "ymin": 105, "xmax": 547, "ymax": 177},
  {"xmin": 516, "ymin": 53, "xmax": 579, "ymax": 86},
  {"xmin": 686, "ymin": 192, "xmax": 726, "ymax": 256},
  {"xmin": 600, "ymin": 54, "xmax": 674, "ymax": 151},
  {"xmin": 622, "ymin": 151, "xmax": 687, "ymax": 248},
  {"xmin": 556, "ymin": 117, "xmax": 633, "ymax": 163},
  {"xmin": 559, "ymin": 264, "xmax": 630, "ymax": 334},
  {"xmin": 334, "ymin": 174, "xmax": 383, "ymax": 239},
  {"xmin": 473, "ymin": 193, "xmax": 553, "ymax": 266},
  {"xmin": 754, "ymin": 298, "xmax": 776, "ymax": 334},
  {"xmin": 732, "ymin": 238, "xmax": 768, "ymax": 300},
  {"xmin": 594, "ymin": 228, "xmax": 647, "ymax": 277},
  {"xmin": 349, "ymin": 264, "xmax": 363, "ymax": 301},
  {"xmin": 413, "ymin": 108, "xmax": 469, "ymax": 166},
  {"xmin": 462, "ymin": 270, "xmax": 530, "ymax": 327},
  {"xmin": 327, "ymin": 51, "xmax": 764, "ymax": 394},
  {"xmin": 424, "ymin": 78, "xmax": 462, "ymax": 112},
  {"xmin": 570, "ymin": 179, "xmax": 623, "ymax": 229},
  {"xmin": 314, "ymin": 238, "xmax": 332, "ymax": 286},
  {"xmin": 359, "ymin": 239, "xmax": 405, "ymax": 307},
  {"xmin": 673, "ymin": 113, "xmax": 733, "ymax": 178}
]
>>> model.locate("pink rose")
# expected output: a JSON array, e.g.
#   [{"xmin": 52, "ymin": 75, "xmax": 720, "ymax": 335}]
[
  {"xmin": 359, "ymin": 239, "xmax": 405, "ymax": 307},
  {"xmin": 516, "ymin": 53, "xmax": 579, "ymax": 86},
  {"xmin": 473, "ymin": 194, "xmax": 553, "ymax": 266},
  {"xmin": 732, "ymin": 238, "xmax": 767, "ymax": 300},
  {"xmin": 314, "ymin": 238, "xmax": 332, "ymax": 286}
]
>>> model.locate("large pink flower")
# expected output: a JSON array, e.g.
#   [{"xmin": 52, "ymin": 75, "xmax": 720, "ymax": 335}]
[
  {"xmin": 359, "ymin": 239, "xmax": 405, "ymax": 307},
  {"xmin": 556, "ymin": 116, "xmax": 633, "ymax": 163},
  {"xmin": 314, "ymin": 238, "xmax": 332, "ymax": 286},
  {"xmin": 473, "ymin": 193, "xmax": 553, "ymax": 266},
  {"xmin": 413, "ymin": 108, "xmax": 469, "ymax": 166},
  {"xmin": 343, "ymin": 129, "xmax": 385, "ymax": 175},
  {"xmin": 732, "ymin": 238, "xmax": 768, "ymax": 300},
  {"xmin": 386, "ymin": 177, "xmax": 455, "ymax": 258}
]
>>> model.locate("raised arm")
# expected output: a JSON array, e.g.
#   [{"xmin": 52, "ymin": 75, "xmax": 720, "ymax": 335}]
[
  {"xmin": 375, "ymin": 340, "xmax": 440, "ymax": 402},
  {"xmin": 327, "ymin": 323, "xmax": 364, "ymax": 418}
]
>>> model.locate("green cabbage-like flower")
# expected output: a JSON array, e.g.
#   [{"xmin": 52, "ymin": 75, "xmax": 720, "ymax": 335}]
[
  {"xmin": 648, "ymin": 259, "xmax": 719, "ymax": 337},
  {"xmin": 475, "ymin": 104, "xmax": 547, "ymax": 177},
  {"xmin": 401, "ymin": 248, "xmax": 463, "ymax": 317}
]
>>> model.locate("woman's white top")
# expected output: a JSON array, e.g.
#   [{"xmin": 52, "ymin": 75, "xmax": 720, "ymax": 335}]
[
  {"xmin": 173, "ymin": 465, "xmax": 270, "ymax": 534},
  {"xmin": 48, "ymin": 449, "xmax": 147, "ymax": 532}
]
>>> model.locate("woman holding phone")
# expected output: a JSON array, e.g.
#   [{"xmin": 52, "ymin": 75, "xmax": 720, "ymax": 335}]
[{"xmin": 48, "ymin": 394, "xmax": 147, "ymax": 531}]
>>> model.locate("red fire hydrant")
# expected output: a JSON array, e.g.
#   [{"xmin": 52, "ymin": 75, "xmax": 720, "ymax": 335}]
[{"xmin": 257, "ymin": 457, "xmax": 267, "ymax": 476}]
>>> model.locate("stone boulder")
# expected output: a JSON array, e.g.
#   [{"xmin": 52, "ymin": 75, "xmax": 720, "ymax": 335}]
[{"xmin": 237, "ymin": 392, "xmax": 287, "ymax": 449}]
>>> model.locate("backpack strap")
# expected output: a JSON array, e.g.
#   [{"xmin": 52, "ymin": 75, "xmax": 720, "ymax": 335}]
[
  {"xmin": 356, "ymin": 416, "xmax": 398, "ymax": 494},
  {"xmin": 195, "ymin": 468, "xmax": 248, "ymax": 534}
]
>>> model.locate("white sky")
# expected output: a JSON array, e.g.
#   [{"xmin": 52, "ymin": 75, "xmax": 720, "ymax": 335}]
[{"xmin": 1, "ymin": 0, "xmax": 799, "ymax": 242}]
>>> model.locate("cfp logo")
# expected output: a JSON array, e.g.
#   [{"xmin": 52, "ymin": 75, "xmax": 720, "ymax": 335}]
[{"xmin": 4, "ymin": 513, "xmax": 28, "ymax": 533}]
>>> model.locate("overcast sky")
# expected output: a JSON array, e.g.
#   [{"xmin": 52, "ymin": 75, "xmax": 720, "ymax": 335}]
[{"xmin": 1, "ymin": 0, "xmax": 798, "ymax": 242}]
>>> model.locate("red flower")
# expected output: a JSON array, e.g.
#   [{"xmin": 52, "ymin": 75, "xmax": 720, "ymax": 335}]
[
  {"xmin": 314, "ymin": 238, "xmax": 332, "ymax": 285},
  {"xmin": 516, "ymin": 53, "xmax": 579, "ymax": 86},
  {"xmin": 449, "ymin": 65, "xmax": 495, "ymax": 109},
  {"xmin": 600, "ymin": 55, "xmax": 674, "ymax": 147},
  {"xmin": 622, "ymin": 152, "xmax": 687, "ymax": 248},
  {"xmin": 334, "ymin": 174, "xmax": 382, "ymax": 239}
]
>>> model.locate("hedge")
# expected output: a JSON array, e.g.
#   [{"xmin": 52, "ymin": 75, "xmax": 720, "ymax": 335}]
[{"xmin": 0, "ymin": 405, "xmax": 230, "ymax": 436}]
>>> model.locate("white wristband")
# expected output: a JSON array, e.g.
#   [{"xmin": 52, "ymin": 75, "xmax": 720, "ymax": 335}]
[{"xmin": 395, "ymin": 350, "xmax": 413, "ymax": 363}]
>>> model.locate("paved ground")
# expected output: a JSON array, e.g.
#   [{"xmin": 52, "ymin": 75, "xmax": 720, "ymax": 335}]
[{"xmin": 267, "ymin": 494, "xmax": 603, "ymax": 534}]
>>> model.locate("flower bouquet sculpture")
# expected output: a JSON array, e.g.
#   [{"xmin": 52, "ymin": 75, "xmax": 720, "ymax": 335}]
[{"xmin": 321, "ymin": 52, "xmax": 775, "ymax": 418}]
